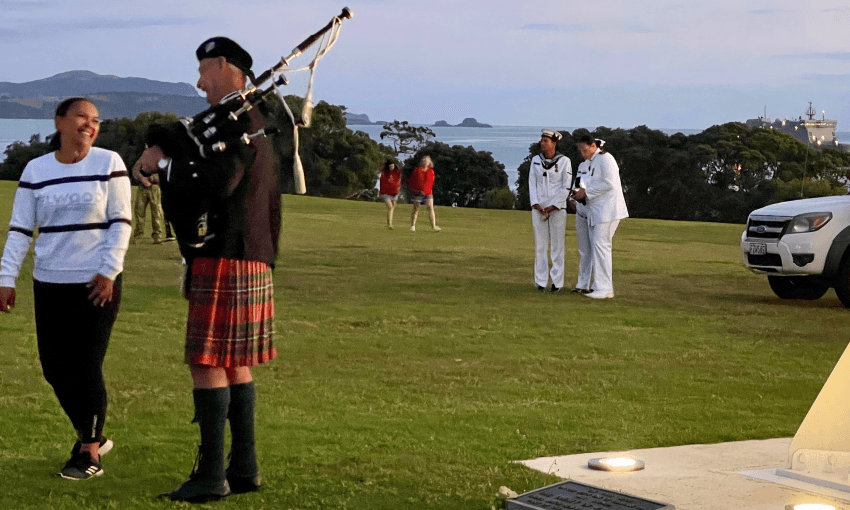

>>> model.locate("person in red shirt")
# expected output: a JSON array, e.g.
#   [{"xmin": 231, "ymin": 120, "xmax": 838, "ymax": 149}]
[
  {"xmin": 378, "ymin": 160, "xmax": 402, "ymax": 229},
  {"xmin": 408, "ymin": 155, "xmax": 440, "ymax": 232}
]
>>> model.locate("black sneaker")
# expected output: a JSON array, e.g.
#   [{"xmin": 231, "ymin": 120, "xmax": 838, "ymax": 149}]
[
  {"xmin": 71, "ymin": 437, "xmax": 113, "ymax": 458},
  {"xmin": 537, "ymin": 285, "xmax": 546, "ymax": 292},
  {"xmin": 59, "ymin": 451, "xmax": 103, "ymax": 480},
  {"xmin": 550, "ymin": 284, "xmax": 561, "ymax": 293},
  {"xmin": 227, "ymin": 472, "xmax": 263, "ymax": 494}
]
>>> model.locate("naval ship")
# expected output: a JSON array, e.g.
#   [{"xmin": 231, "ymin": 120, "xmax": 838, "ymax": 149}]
[{"xmin": 746, "ymin": 102, "xmax": 846, "ymax": 150}]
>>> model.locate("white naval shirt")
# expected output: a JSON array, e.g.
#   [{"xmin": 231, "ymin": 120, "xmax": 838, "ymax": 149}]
[
  {"xmin": 576, "ymin": 149, "xmax": 628, "ymax": 226},
  {"xmin": 529, "ymin": 153, "xmax": 572, "ymax": 210}
]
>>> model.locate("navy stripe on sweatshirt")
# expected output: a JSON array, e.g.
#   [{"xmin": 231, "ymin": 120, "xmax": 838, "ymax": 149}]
[
  {"xmin": 19, "ymin": 171, "xmax": 129, "ymax": 191},
  {"xmin": 38, "ymin": 218, "xmax": 132, "ymax": 234},
  {"xmin": 9, "ymin": 226, "xmax": 34, "ymax": 237}
]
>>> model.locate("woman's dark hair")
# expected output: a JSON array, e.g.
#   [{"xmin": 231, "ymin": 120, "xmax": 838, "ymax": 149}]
[
  {"xmin": 576, "ymin": 134, "xmax": 608, "ymax": 154},
  {"xmin": 48, "ymin": 97, "xmax": 93, "ymax": 151}
]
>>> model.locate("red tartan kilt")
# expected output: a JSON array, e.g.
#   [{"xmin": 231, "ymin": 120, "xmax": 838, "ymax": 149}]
[{"xmin": 185, "ymin": 258, "xmax": 277, "ymax": 367}]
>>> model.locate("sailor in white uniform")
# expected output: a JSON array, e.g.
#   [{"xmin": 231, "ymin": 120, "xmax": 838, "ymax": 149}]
[
  {"xmin": 529, "ymin": 128, "xmax": 572, "ymax": 292},
  {"xmin": 570, "ymin": 135, "xmax": 629, "ymax": 299}
]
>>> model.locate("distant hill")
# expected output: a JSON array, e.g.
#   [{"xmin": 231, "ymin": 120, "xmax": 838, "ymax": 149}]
[
  {"xmin": 0, "ymin": 70, "xmax": 198, "ymax": 98},
  {"xmin": 0, "ymin": 70, "xmax": 207, "ymax": 119}
]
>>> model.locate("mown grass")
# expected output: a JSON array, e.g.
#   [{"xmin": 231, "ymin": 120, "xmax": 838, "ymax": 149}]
[{"xmin": 0, "ymin": 181, "xmax": 847, "ymax": 509}]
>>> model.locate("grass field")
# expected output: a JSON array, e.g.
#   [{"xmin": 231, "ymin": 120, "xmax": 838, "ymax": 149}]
[{"xmin": 0, "ymin": 180, "xmax": 848, "ymax": 509}]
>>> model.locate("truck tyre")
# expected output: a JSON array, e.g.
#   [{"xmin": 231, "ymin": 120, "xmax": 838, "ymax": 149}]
[
  {"xmin": 835, "ymin": 259, "xmax": 850, "ymax": 308},
  {"xmin": 767, "ymin": 275, "xmax": 830, "ymax": 300}
]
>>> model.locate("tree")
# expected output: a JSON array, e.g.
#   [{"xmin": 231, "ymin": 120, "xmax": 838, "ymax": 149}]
[
  {"xmin": 380, "ymin": 120, "xmax": 435, "ymax": 156},
  {"xmin": 480, "ymin": 187, "xmax": 516, "ymax": 209},
  {"xmin": 404, "ymin": 141, "xmax": 508, "ymax": 208},
  {"xmin": 265, "ymin": 95, "xmax": 395, "ymax": 197},
  {"xmin": 0, "ymin": 134, "xmax": 51, "ymax": 181}
]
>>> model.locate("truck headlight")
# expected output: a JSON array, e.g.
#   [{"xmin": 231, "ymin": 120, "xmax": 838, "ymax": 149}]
[{"xmin": 787, "ymin": 212, "xmax": 832, "ymax": 234}]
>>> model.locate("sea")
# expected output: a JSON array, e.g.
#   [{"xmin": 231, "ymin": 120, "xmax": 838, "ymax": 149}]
[{"xmin": 3, "ymin": 119, "xmax": 847, "ymax": 189}]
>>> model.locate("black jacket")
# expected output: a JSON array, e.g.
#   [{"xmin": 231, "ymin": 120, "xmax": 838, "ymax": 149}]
[{"xmin": 146, "ymin": 108, "xmax": 281, "ymax": 266}]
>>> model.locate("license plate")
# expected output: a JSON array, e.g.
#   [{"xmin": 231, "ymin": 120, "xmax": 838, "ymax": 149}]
[{"xmin": 749, "ymin": 243, "xmax": 766, "ymax": 255}]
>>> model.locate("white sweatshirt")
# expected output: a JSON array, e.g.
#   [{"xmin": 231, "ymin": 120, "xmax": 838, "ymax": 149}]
[{"xmin": 0, "ymin": 147, "xmax": 132, "ymax": 287}]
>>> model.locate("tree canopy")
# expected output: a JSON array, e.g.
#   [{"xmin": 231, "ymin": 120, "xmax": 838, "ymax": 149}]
[
  {"xmin": 404, "ymin": 142, "xmax": 509, "ymax": 208},
  {"xmin": 515, "ymin": 123, "xmax": 850, "ymax": 223},
  {"xmin": 380, "ymin": 120, "xmax": 435, "ymax": 156},
  {"xmin": 0, "ymin": 97, "xmax": 395, "ymax": 199}
]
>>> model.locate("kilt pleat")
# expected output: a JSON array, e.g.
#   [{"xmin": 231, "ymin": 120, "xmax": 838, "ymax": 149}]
[{"xmin": 186, "ymin": 257, "xmax": 277, "ymax": 367}]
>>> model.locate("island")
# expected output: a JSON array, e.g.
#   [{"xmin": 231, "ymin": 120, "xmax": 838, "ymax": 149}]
[
  {"xmin": 433, "ymin": 117, "xmax": 492, "ymax": 128},
  {"xmin": 344, "ymin": 112, "xmax": 388, "ymax": 125}
]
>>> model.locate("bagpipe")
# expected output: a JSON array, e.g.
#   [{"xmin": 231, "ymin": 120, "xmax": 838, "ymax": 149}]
[{"xmin": 179, "ymin": 7, "xmax": 354, "ymax": 194}]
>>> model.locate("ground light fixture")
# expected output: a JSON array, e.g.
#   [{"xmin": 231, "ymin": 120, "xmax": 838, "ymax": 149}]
[
  {"xmin": 587, "ymin": 457, "xmax": 645, "ymax": 472},
  {"xmin": 785, "ymin": 504, "xmax": 842, "ymax": 510}
]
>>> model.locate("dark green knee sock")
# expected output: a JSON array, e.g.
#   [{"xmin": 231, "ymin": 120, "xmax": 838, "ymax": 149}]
[
  {"xmin": 192, "ymin": 387, "xmax": 230, "ymax": 482},
  {"xmin": 227, "ymin": 382, "xmax": 258, "ymax": 477}
]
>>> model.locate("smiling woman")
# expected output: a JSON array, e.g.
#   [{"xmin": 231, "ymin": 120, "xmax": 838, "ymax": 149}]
[{"xmin": 0, "ymin": 96, "xmax": 132, "ymax": 481}]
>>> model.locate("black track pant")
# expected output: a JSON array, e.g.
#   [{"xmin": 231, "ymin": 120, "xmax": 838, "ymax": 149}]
[{"xmin": 33, "ymin": 274, "xmax": 122, "ymax": 444}]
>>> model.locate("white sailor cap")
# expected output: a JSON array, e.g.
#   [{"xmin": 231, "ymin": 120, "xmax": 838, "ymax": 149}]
[{"xmin": 541, "ymin": 128, "xmax": 562, "ymax": 141}]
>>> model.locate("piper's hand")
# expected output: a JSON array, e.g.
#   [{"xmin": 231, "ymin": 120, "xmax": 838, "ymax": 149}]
[
  {"xmin": 0, "ymin": 287, "xmax": 15, "ymax": 313},
  {"xmin": 132, "ymin": 146, "xmax": 166, "ymax": 183},
  {"xmin": 544, "ymin": 205, "xmax": 559, "ymax": 215},
  {"xmin": 87, "ymin": 274, "xmax": 114, "ymax": 307},
  {"xmin": 570, "ymin": 188, "xmax": 587, "ymax": 202}
]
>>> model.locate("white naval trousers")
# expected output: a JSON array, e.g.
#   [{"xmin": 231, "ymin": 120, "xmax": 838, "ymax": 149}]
[
  {"xmin": 532, "ymin": 209, "xmax": 566, "ymax": 288},
  {"xmin": 588, "ymin": 219, "xmax": 620, "ymax": 294},
  {"xmin": 574, "ymin": 211, "xmax": 592, "ymax": 290}
]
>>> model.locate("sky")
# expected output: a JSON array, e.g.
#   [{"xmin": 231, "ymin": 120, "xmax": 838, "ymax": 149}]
[{"xmin": 2, "ymin": 0, "xmax": 850, "ymax": 130}]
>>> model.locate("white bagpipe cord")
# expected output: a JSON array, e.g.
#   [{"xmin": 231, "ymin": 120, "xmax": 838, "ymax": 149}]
[
  {"xmin": 275, "ymin": 79, "xmax": 306, "ymax": 194},
  {"xmin": 273, "ymin": 16, "xmax": 344, "ymax": 195}
]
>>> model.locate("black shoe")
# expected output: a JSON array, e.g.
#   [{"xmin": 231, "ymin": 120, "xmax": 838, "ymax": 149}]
[
  {"xmin": 159, "ymin": 448, "xmax": 231, "ymax": 502},
  {"xmin": 227, "ymin": 472, "xmax": 263, "ymax": 494},
  {"xmin": 159, "ymin": 478, "xmax": 231, "ymax": 503},
  {"xmin": 537, "ymin": 285, "xmax": 546, "ymax": 292},
  {"xmin": 59, "ymin": 451, "xmax": 103, "ymax": 480},
  {"xmin": 570, "ymin": 287, "xmax": 585, "ymax": 294},
  {"xmin": 550, "ymin": 284, "xmax": 561, "ymax": 293}
]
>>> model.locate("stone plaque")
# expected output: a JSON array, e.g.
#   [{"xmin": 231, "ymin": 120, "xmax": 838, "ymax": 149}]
[{"xmin": 506, "ymin": 480, "xmax": 675, "ymax": 510}]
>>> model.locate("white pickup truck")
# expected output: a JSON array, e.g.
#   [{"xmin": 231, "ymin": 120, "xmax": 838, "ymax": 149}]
[{"xmin": 741, "ymin": 195, "xmax": 850, "ymax": 306}]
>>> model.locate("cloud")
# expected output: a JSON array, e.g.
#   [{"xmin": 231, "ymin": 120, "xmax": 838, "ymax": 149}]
[
  {"xmin": 73, "ymin": 17, "xmax": 204, "ymax": 30},
  {"xmin": 519, "ymin": 23, "xmax": 589, "ymax": 32},
  {"xmin": 0, "ymin": 16, "xmax": 205, "ymax": 40},
  {"xmin": 748, "ymin": 8, "xmax": 793, "ymax": 15},
  {"xmin": 772, "ymin": 52, "xmax": 850, "ymax": 61},
  {"xmin": 2, "ymin": 1, "xmax": 50, "ymax": 9},
  {"xmin": 621, "ymin": 23, "xmax": 657, "ymax": 34}
]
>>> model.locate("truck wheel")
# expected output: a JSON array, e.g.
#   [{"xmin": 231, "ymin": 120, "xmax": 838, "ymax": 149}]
[
  {"xmin": 767, "ymin": 275, "xmax": 830, "ymax": 300},
  {"xmin": 835, "ymin": 259, "xmax": 850, "ymax": 308}
]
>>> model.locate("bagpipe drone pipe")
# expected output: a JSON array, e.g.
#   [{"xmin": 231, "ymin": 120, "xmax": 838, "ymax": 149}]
[
  {"xmin": 155, "ymin": 7, "xmax": 353, "ymax": 253},
  {"xmin": 179, "ymin": 6, "xmax": 353, "ymax": 190}
]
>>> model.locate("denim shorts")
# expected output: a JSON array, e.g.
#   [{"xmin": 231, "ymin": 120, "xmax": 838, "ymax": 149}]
[
  {"xmin": 411, "ymin": 194, "xmax": 433, "ymax": 205},
  {"xmin": 381, "ymin": 194, "xmax": 399, "ymax": 201}
]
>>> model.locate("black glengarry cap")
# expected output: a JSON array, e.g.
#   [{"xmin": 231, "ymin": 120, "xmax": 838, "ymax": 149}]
[{"xmin": 196, "ymin": 37, "xmax": 255, "ymax": 81}]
